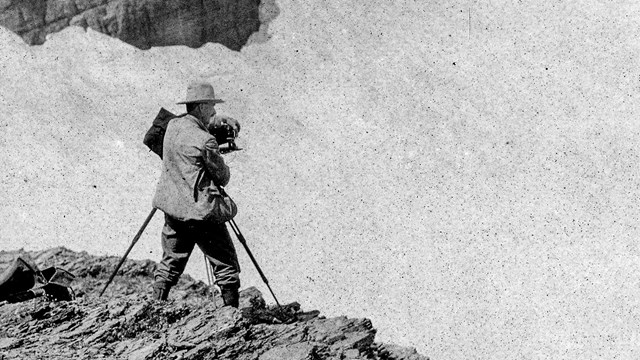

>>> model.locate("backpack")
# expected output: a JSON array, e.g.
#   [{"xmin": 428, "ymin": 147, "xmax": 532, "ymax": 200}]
[
  {"xmin": 0, "ymin": 257, "xmax": 75, "ymax": 303},
  {"xmin": 143, "ymin": 108, "xmax": 187, "ymax": 159}
]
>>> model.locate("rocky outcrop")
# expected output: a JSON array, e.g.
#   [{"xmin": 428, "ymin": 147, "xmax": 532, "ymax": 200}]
[
  {"xmin": 0, "ymin": 0, "xmax": 272, "ymax": 50},
  {"xmin": 0, "ymin": 248, "xmax": 428, "ymax": 360}
]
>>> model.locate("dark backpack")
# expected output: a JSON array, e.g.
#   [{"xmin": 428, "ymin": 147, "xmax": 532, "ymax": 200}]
[
  {"xmin": 0, "ymin": 257, "xmax": 75, "ymax": 303},
  {"xmin": 143, "ymin": 108, "xmax": 187, "ymax": 159}
]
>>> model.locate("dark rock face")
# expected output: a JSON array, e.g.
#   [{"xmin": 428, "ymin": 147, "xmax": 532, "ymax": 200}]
[
  {"xmin": 0, "ymin": 248, "xmax": 429, "ymax": 360},
  {"xmin": 0, "ymin": 0, "xmax": 268, "ymax": 50}
]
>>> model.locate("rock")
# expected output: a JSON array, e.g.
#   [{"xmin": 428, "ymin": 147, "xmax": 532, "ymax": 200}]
[
  {"xmin": 240, "ymin": 286, "xmax": 266, "ymax": 310},
  {"xmin": 259, "ymin": 342, "xmax": 317, "ymax": 360},
  {"xmin": 378, "ymin": 343, "xmax": 431, "ymax": 360},
  {"xmin": 0, "ymin": 0, "xmax": 279, "ymax": 50},
  {"xmin": 0, "ymin": 247, "xmax": 429, "ymax": 360},
  {"xmin": 343, "ymin": 348, "xmax": 360, "ymax": 359},
  {"xmin": 183, "ymin": 342, "xmax": 214, "ymax": 360},
  {"xmin": 329, "ymin": 331, "xmax": 375, "ymax": 353},
  {"xmin": 127, "ymin": 339, "xmax": 163, "ymax": 360},
  {"xmin": 0, "ymin": 337, "xmax": 22, "ymax": 350}
]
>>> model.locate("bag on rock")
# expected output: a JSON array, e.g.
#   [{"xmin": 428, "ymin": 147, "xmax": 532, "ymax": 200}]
[{"xmin": 0, "ymin": 257, "xmax": 75, "ymax": 303}]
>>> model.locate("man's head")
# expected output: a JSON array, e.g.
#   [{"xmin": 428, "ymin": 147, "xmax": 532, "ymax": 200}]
[
  {"xmin": 186, "ymin": 102, "xmax": 217, "ymax": 126},
  {"xmin": 178, "ymin": 82, "xmax": 224, "ymax": 125}
]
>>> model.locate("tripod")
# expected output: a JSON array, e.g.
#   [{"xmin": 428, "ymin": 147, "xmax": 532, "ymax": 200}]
[{"xmin": 100, "ymin": 210, "xmax": 281, "ymax": 308}]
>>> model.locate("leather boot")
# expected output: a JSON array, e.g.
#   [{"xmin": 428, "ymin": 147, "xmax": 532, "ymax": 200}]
[
  {"xmin": 152, "ymin": 282, "xmax": 171, "ymax": 301},
  {"xmin": 221, "ymin": 285, "xmax": 239, "ymax": 308}
]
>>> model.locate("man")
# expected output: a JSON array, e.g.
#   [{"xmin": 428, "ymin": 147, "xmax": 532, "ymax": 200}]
[{"xmin": 151, "ymin": 82, "xmax": 241, "ymax": 307}]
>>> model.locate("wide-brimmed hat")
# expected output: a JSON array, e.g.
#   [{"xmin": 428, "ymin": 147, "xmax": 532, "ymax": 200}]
[{"xmin": 177, "ymin": 82, "xmax": 225, "ymax": 104}]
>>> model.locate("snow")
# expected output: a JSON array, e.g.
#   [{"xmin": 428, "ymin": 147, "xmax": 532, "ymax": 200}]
[{"xmin": 2, "ymin": 1, "xmax": 640, "ymax": 359}]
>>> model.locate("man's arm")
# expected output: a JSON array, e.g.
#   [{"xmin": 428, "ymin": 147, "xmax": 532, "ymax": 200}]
[{"xmin": 202, "ymin": 138, "xmax": 230, "ymax": 186}]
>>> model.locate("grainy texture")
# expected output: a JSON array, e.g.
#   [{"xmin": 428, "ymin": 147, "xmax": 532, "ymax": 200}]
[
  {"xmin": 0, "ymin": 0, "xmax": 265, "ymax": 50},
  {"xmin": 1, "ymin": 1, "xmax": 640, "ymax": 359}
]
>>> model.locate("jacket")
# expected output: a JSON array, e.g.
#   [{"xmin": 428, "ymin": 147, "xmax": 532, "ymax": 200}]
[{"xmin": 152, "ymin": 114, "xmax": 230, "ymax": 221}]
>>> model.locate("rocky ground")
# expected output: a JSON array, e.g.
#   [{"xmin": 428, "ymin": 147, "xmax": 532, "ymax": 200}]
[{"xmin": 0, "ymin": 247, "xmax": 427, "ymax": 360}]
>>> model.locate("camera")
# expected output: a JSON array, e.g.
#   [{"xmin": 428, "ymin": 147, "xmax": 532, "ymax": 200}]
[{"xmin": 211, "ymin": 123, "xmax": 239, "ymax": 152}]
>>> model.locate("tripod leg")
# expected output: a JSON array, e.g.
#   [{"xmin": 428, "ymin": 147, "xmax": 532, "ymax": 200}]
[
  {"xmin": 99, "ymin": 208, "xmax": 157, "ymax": 297},
  {"xmin": 228, "ymin": 219, "xmax": 281, "ymax": 307},
  {"xmin": 204, "ymin": 254, "xmax": 218, "ymax": 307}
]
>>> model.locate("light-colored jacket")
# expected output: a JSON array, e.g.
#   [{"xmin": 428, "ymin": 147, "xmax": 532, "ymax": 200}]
[{"xmin": 152, "ymin": 114, "xmax": 230, "ymax": 221}]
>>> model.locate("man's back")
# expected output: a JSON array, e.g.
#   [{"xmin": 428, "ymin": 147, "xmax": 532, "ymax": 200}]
[{"xmin": 152, "ymin": 115, "xmax": 229, "ymax": 221}]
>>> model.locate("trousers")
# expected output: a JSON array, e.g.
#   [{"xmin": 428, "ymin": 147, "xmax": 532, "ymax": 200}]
[{"xmin": 154, "ymin": 214, "xmax": 240, "ymax": 288}]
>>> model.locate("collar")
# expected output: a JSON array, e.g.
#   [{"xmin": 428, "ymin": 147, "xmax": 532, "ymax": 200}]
[{"xmin": 186, "ymin": 114, "xmax": 208, "ymax": 132}]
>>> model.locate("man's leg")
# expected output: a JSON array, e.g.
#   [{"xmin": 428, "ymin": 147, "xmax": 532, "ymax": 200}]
[
  {"xmin": 153, "ymin": 216, "xmax": 196, "ymax": 300},
  {"xmin": 196, "ymin": 223, "xmax": 241, "ymax": 307}
]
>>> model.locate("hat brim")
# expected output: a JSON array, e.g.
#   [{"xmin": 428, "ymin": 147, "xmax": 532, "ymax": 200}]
[{"xmin": 177, "ymin": 99, "xmax": 225, "ymax": 104}]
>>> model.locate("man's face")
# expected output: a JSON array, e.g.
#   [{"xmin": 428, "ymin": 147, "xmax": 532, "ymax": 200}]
[
  {"xmin": 209, "ymin": 113, "xmax": 223, "ymax": 129},
  {"xmin": 199, "ymin": 102, "xmax": 217, "ymax": 127}
]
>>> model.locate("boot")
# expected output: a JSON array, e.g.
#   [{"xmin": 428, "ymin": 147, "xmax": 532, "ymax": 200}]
[
  {"xmin": 152, "ymin": 282, "xmax": 171, "ymax": 301},
  {"xmin": 221, "ymin": 285, "xmax": 239, "ymax": 308}
]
